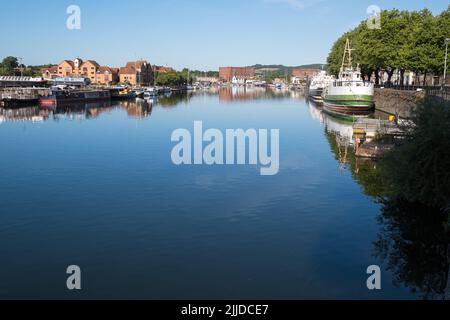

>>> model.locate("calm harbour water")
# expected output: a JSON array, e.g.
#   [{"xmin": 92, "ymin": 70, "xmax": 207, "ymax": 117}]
[{"xmin": 0, "ymin": 88, "xmax": 442, "ymax": 299}]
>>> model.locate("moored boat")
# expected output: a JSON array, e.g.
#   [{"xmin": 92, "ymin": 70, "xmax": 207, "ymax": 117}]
[
  {"xmin": 39, "ymin": 89, "xmax": 111, "ymax": 107},
  {"xmin": 323, "ymin": 38, "xmax": 374, "ymax": 117},
  {"xmin": 308, "ymin": 70, "xmax": 334, "ymax": 103},
  {"xmin": 110, "ymin": 88, "xmax": 137, "ymax": 100}
]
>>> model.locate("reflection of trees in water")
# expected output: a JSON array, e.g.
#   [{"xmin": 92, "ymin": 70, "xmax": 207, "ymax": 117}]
[
  {"xmin": 324, "ymin": 127, "xmax": 387, "ymax": 198},
  {"xmin": 324, "ymin": 124, "xmax": 450, "ymax": 300},
  {"xmin": 375, "ymin": 198, "xmax": 449, "ymax": 299},
  {"xmin": 157, "ymin": 92, "xmax": 194, "ymax": 108}
]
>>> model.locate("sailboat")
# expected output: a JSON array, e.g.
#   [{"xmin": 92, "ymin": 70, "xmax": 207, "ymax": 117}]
[{"xmin": 323, "ymin": 38, "xmax": 374, "ymax": 118}]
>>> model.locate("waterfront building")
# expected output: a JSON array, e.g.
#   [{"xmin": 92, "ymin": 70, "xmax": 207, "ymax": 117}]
[
  {"xmin": 196, "ymin": 76, "xmax": 219, "ymax": 84},
  {"xmin": 219, "ymin": 67, "xmax": 255, "ymax": 83},
  {"xmin": 291, "ymin": 76, "xmax": 305, "ymax": 85},
  {"xmin": 41, "ymin": 66, "xmax": 58, "ymax": 79},
  {"xmin": 292, "ymin": 68, "xmax": 321, "ymax": 80},
  {"xmin": 96, "ymin": 67, "xmax": 119, "ymax": 85},
  {"xmin": 52, "ymin": 58, "xmax": 119, "ymax": 85},
  {"xmin": 119, "ymin": 60, "xmax": 154, "ymax": 86},
  {"xmin": 153, "ymin": 66, "xmax": 176, "ymax": 74}
]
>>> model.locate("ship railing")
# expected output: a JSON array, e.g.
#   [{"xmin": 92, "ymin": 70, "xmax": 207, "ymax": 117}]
[{"xmin": 332, "ymin": 80, "xmax": 374, "ymax": 88}]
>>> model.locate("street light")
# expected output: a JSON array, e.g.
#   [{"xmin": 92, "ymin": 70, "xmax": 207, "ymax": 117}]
[
  {"xmin": 444, "ymin": 38, "xmax": 449, "ymax": 89},
  {"xmin": 18, "ymin": 57, "xmax": 23, "ymax": 77}
]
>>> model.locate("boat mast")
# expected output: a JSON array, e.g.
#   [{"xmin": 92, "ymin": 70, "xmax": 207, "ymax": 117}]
[{"xmin": 340, "ymin": 38, "xmax": 354, "ymax": 72}]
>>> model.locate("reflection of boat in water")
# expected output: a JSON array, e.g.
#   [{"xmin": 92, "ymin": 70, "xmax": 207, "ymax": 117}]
[
  {"xmin": 40, "ymin": 101, "xmax": 113, "ymax": 120},
  {"xmin": 0, "ymin": 106, "xmax": 46, "ymax": 122},
  {"xmin": 323, "ymin": 39, "xmax": 374, "ymax": 118},
  {"xmin": 323, "ymin": 111, "xmax": 354, "ymax": 146},
  {"xmin": 308, "ymin": 100, "xmax": 354, "ymax": 145},
  {"xmin": 307, "ymin": 100, "xmax": 324, "ymax": 124}
]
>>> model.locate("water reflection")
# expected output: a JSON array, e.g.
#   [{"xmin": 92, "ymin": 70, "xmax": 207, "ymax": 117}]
[
  {"xmin": 118, "ymin": 99, "xmax": 153, "ymax": 119},
  {"xmin": 307, "ymin": 99, "xmax": 450, "ymax": 299},
  {"xmin": 0, "ymin": 92, "xmax": 196, "ymax": 123},
  {"xmin": 0, "ymin": 106, "xmax": 45, "ymax": 122},
  {"xmin": 219, "ymin": 86, "xmax": 293, "ymax": 103},
  {"xmin": 375, "ymin": 198, "xmax": 449, "ymax": 299},
  {"xmin": 1, "ymin": 89, "xmax": 448, "ymax": 299}
]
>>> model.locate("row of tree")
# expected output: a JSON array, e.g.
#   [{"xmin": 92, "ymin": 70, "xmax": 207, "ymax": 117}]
[
  {"xmin": 327, "ymin": 6, "xmax": 450, "ymax": 85},
  {"xmin": 154, "ymin": 68, "xmax": 192, "ymax": 87},
  {"xmin": 0, "ymin": 56, "xmax": 53, "ymax": 77}
]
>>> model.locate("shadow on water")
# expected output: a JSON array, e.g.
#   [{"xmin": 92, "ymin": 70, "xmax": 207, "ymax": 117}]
[{"xmin": 310, "ymin": 100, "xmax": 450, "ymax": 300}]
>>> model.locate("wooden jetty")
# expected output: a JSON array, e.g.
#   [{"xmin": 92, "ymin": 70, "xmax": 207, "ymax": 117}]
[
  {"xmin": 353, "ymin": 118, "xmax": 404, "ymax": 159},
  {"xmin": 353, "ymin": 118, "xmax": 404, "ymax": 139}
]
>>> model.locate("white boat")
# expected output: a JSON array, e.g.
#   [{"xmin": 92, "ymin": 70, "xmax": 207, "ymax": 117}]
[
  {"xmin": 323, "ymin": 38, "xmax": 374, "ymax": 118},
  {"xmin": 143, "ymin": 87, "xmax": 158, "ymax": 98},
  {"xmin": 308, "ymin": 71, "xmax": 334, "ymax": 103}
]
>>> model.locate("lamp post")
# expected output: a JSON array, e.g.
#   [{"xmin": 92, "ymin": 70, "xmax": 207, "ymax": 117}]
[
  {"xmin": 18, "ymin": 57, "xmax": 23, "ymax": 77},
  {"xmin": 444, "ymin": 38, "xmax": 449, "ymax": 89}
]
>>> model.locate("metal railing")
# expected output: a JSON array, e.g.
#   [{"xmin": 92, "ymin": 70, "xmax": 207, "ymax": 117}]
[{"xmin": 375, "ymin": 84, "xmax": 450, "ymax": 101}]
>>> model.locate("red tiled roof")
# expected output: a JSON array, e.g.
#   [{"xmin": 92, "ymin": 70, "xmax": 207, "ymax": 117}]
[
  {"xmin": 119, "ymin": 67, "xmax": 136, "ymax": 75},
  {"xmin": 42, "ymin": 66, "xmax": 58, "ymax": 73},
  {"xmin": 61, "ymin": 60, "xmax": 75, "ymax": 68},
  {"xmin": 83, "ymin": 60, "xmax": 100, "ymax": 67}
]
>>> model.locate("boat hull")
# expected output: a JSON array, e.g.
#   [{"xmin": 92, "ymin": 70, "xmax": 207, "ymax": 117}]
[
  {"xmin": 323, "ymin": 102, "xmax": 373, "ymax": 120},
  {"xmin": 40, "ymin": 90, "xmax": 111, "ymax": 107},
  {"xmin": 309, "ymin": 87, "xmax": 324, "ymax": 102}
]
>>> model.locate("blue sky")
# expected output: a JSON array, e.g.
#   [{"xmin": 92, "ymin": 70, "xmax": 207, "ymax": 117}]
[{"xmin": 0, "ymin": 0, "xmax": 448, "ymax": 70}]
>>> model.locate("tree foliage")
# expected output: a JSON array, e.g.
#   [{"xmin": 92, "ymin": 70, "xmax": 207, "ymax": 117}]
[
  {"xmin": 327, "ymin": 6, "xmax": 450, "ymax": 84},
  {"xmin": 382, "ymin": 98, "xmax": 450, "ymax": 209}
]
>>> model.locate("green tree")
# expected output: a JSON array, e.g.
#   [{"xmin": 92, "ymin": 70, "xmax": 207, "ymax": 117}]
[
  {"xmin": 1, "ymin": 56, "xmax": 19, "ymax": 72},
  {"xmin": 327, "ymin": 7, "xmax": 450, "ymax": 85}
]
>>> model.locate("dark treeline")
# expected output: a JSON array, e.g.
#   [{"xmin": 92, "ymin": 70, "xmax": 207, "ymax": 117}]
[{"xmin": 327, "ymin": 6, "xmax": 450, "ymax": 85}]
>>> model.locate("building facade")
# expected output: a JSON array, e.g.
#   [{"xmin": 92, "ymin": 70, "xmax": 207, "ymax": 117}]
[
  {"xmin": 48, "ymin": 58, "xmax": 118, "ymax": 85},
  {"xmin": 41, "ymin": 66, "xmax": 58, "ymax": 79},
  {"xmin": 219, "ymin": 67, "xmax": 255, "ymax": 83},
  {"xmin": 153, "ymin": 66, "xmax": 176, "ymax": 74},
  {"xmin": 119, "ymin": 60, "xmax": 154, "ymax": 86},
  {"xmin": 292, "ymin": 68, "xmax": 321, "ymax": 79}
]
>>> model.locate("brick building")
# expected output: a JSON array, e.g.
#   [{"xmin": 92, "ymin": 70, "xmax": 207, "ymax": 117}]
[
  {"xmin": 153, "ymin": 66, "xmax": 176, "ymax": 74},
  {"xmin": 48, "ymin": 58, "xmax": 119, "ymax": 85},
  {"xmin": 292, "ymin": 68, "xmax": 321, "ymax": 79},
  {"xmin": 219, "ymin": 67, "xmax": 255, "ymax": 83},
  {"xmin": 119, "ymin": 60, "xmax": 154, "ymax": 86},
  {"xmin": 41, "ymin": 66, "xmax": 58, "ymax": 79}
]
